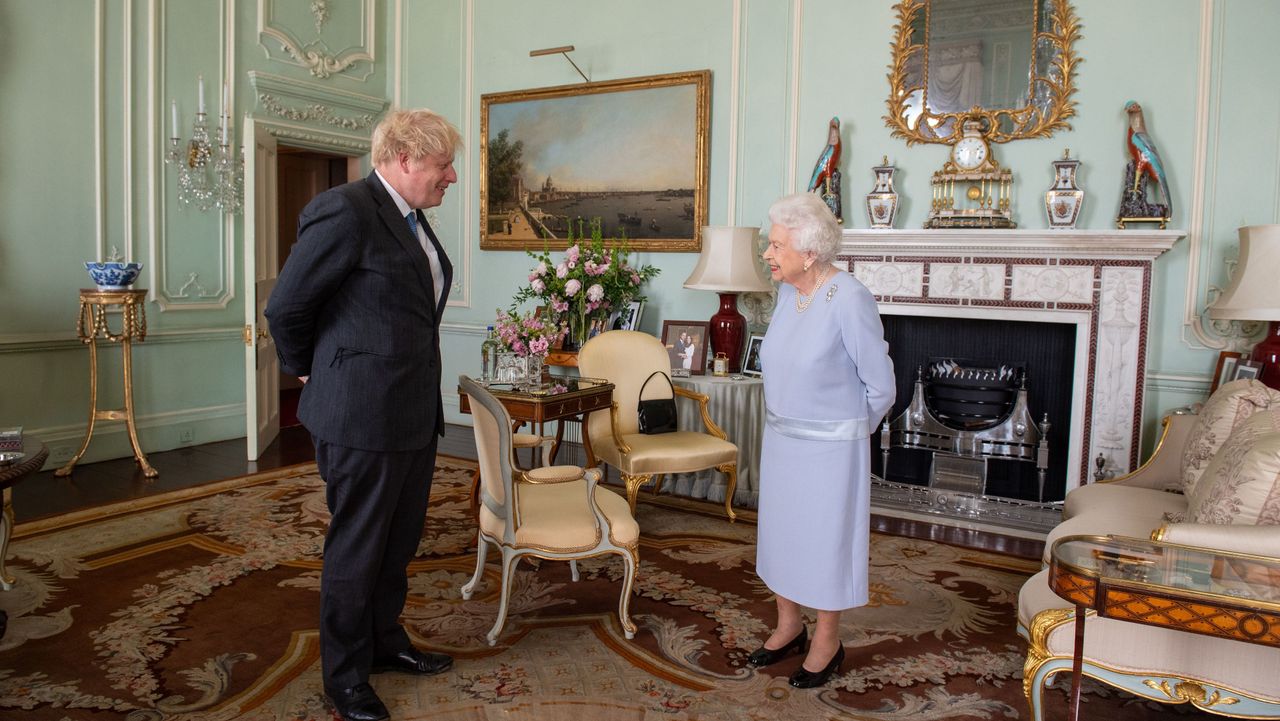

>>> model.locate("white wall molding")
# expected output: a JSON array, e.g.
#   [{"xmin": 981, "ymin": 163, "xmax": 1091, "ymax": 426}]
[
  {"xmin": 727, "ymin": 0, "xmax": 744, "ymax": 224},
  {"xmin": 785, "ymin": 0, "xmax": 802, "ymax": 195},
  {"xmin": 249, "ymin": 71, "xmax": 386, "ymax": 129},
  {"xmin": 257, "ymin": 0, "xmax": 376, "ymax": 80},
  {"xmin": 0, "ymin": 327, "xmax": 242, "ymax": 355}
]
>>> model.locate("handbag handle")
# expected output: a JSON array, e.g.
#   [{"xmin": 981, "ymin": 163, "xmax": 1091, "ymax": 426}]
[{"xmin": 639, "ymin": 370, "xmax": 675, "ymax": 401}]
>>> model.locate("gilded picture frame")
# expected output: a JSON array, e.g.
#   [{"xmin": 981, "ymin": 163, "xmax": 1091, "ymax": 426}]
[{"xmin": 480, "ymin": 70, "xmax": 711, "ymax": 252}]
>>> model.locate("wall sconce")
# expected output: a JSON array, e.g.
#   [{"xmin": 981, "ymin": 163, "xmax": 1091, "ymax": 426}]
[{"xmin": 165, "ymin": 76, "xmax": 243, "ymax": 214}]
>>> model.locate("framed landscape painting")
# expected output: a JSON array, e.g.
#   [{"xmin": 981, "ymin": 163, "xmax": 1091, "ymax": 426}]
[{"xmin": 480, "ymin": 70, "xmax": 710, "ymax": 252}]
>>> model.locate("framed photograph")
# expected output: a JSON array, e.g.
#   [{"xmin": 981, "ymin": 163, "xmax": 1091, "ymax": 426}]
[
  {"xmin": 1234, "ymin": 359, "xmax": 1265, "ymax": 382},
  {"xmin": 742, "ymin": 334, "xmax": 765, "ymax": 377},
  {"xmin": 608, "ymin": 300, "xmax": 644, "ymax": 332},
  {"xmin": 1211, "ymin": 350, "xmax": 1242, "ymax": 393},
  {"xmin": 661, "ymin": 320, "xmax": 711, "ymax": 375},
  {"xmin": 480, "ymin": 70, "xmax": 711, "ymax": 252}
]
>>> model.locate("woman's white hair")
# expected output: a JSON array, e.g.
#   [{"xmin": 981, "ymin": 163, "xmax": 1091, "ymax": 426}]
[{"xmin": 767, "ymin": 193, "xmax": 841, "ymax": 263}]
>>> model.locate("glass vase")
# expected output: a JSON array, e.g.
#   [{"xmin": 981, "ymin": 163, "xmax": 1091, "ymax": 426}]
[
  {"xmin": 521, "ymin": 354, "xmax": 546, "ymax": 391},
  {"xmin": 495, "ymin": 352, "xmax": 526, "ymax": 385}
]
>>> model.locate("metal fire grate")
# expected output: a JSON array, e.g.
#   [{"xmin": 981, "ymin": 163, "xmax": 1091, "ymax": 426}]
[{"xmin": 882, "ymin": 360, "xmax": 1051, "ymax": 502}]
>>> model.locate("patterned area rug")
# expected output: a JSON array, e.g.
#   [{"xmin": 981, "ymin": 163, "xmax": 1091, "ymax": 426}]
[{"xmin": 2, "ymin": 457, "xmax": 1204, "ymax": 720}]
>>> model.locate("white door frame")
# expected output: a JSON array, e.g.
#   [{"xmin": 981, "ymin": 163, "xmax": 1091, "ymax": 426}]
[{"xmin": 243, "ymin": 117, "xmax": 371, "ymax": 460}]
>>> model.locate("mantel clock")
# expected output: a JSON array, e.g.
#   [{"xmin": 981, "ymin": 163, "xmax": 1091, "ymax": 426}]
[{"xmin": 925, "ymin": 118, "xmax": 1015, "ymax": 229}]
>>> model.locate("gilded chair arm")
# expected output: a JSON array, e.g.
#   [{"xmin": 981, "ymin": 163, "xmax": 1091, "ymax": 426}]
[
  {"xmin": 673, "ymin": 385, "xmax": 727, "ymax": 440},
  {"xmin": 1096, "ymin": 413, "xmax": 1196, "ymax": 490},
  {"xmin": 609, "ymin": 401, "xmax": 633, "ymax": 455}
]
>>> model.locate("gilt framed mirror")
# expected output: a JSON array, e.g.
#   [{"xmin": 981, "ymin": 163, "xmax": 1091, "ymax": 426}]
[{"xmin": 884, "ymin": 0, "xmax": 1081, "ymax": 145}]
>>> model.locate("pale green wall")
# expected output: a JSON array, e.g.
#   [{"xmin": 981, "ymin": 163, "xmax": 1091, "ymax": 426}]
[{"xmin": 1, "ymin": 0, "xmax": 1275, "ymax": 470}]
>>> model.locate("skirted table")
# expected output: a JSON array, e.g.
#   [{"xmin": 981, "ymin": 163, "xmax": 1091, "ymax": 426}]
[{"xmin": 670, "ymin": 375, "xmax": 764, "ymax": 509}]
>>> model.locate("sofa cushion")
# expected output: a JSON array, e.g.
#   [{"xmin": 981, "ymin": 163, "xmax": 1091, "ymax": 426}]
[
  {"xmin": 1180, "ymin": 379, "xmax": 1275, "ymax": 495},
  {"xmin": 1186, "ymin": 409, "xmax": 1280, "ymax": 525},
  {"xmin": 1063, "ymin": 481, "xmax": 1187, "ymax": 520}
]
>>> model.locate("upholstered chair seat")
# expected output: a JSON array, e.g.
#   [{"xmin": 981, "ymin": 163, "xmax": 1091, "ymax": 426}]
[
  {"xmin": 459, "ymin": 376, "xmax": 639, "ymax": 646},
  {"xmin": 578, "ymin": 330, "xmax": 740, "ymax": 521}
]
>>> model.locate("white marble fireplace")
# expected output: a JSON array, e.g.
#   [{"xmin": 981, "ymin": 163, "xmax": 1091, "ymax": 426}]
[{"xmin": 838, "ymin": 228, "xmax": 1183, "ymax": 497}]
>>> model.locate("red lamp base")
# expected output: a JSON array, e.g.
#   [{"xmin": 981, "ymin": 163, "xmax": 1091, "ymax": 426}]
[
  {"xmin": 1253, "ymin": 320, "xmax": 1280, "ymax": 391},
  {"xmin": 709, "ymin": 292, "xmax": 747, "ymax": 373}
]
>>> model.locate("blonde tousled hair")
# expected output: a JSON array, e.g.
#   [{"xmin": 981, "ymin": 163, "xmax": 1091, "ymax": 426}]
[{"xmin": 371, "ymin": 109, "xmax": 462, "ymax": 166}]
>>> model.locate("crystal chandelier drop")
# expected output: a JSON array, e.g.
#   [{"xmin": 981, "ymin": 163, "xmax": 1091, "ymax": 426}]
[{"xmin": 165, "ymin": 76, "xmax": 244, "ymax": 214}]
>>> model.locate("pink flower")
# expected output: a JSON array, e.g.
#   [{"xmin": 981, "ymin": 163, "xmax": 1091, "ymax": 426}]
[
  {"xmin": 552, "ymin": 299, "xmax": 568, "ymax": 313},
  {"xmin": 529, "ymin": 337, "xmax": 549, "ymax": 354},
  {"xmin": 535, "ymin": 262, "xmax": 548, "ymax": 276},
  {"xmin": 586, "ymin": 284, "xmax": 604, "ymax": 302},
  {"xmin": 530, "ymin": 278, "xmax": 545, "ymax": 293},
  {"xmin": 566, "ymin": 244, "xmax": 581, "ymax": 263},
  {"xmin": 565, "ymin": 279, "xmax": 582, "ymax": 296},
  {"xmin": 556, "ymin": 263, "xmax": 568, "ymax": 279}
]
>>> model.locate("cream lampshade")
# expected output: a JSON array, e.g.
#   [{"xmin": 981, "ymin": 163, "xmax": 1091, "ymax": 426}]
[
  {"xmin": 1208, "ymin": 224, "xmax": 1280, "ymax": 390},
  {"xmin": 683, "ymin": 226, "xmax": 775, "ymax": 373}
]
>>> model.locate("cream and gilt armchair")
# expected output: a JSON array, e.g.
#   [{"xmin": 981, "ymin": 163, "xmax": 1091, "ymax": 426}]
[
  {"xmin": 1018, "ymin": 379, "xmax": 1280, "ymax": 719},
  {"xmin": 458, "ymin": 376, "xmax": 640, "ymax": 645},
  {"xmin": 578, "ymin": 330, "xmax": 740, "ymax": 521}
]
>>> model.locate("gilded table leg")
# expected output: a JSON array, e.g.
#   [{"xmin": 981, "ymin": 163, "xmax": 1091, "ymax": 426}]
[
  {"xmin": 1069, "ymin": 605, "xmax": 1084, "ymax": 721},
  {"xmin": 121, "ymin": 338, "xmax": 158, "ymax": 478},
  {"xmin": 56, "ymin": 338, "xmax": 101, "ymax": 477},
  {"xmin": 622, "ymin": 473, "xmax": 651, "ymax": 513},
  {"xmin": 0, "ymin": 487, "xmax": 15, "ymax": 590}
]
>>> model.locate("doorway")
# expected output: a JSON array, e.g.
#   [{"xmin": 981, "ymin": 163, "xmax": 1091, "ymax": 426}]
[{"xmin": 275, "ymin": 147, "xmax": 360, "ymax": 428}]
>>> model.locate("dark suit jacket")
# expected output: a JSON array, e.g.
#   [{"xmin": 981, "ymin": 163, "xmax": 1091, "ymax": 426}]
[{"xmin": 265, "ymin": 171, "xmax": 452, "ymax": 452}]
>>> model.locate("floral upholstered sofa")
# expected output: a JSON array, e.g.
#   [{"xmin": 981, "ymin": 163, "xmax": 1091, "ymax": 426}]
[{"xmin": 1017, "ymin": 379, "xmax": 1280, "ymax": 720}]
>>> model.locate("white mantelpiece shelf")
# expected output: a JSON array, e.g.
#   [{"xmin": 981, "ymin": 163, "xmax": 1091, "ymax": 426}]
[
  {"xmin": 837, "ymin": 227, "xmax": 1186, "ymax": 497},
  {"xmin": 841, "ymin": 228, "xmax": 1181, "ymax": 259}
]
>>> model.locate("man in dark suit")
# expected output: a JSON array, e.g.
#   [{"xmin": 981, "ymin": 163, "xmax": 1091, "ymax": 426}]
[{"xmin": 265, "ymin": 109, "xmax": 460, "ymax": 721}]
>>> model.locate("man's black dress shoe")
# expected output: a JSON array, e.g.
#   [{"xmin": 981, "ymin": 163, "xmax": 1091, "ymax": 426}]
[
  {"xmin": 746, "ymin": 627, "xmax": 807, "ymax": 668},
  {"xmin": 789, "ymin": 644, "xmax": 845, "ymax": 689},
  {"xmin": 325, "ymin": 682, "xmax": 389, "ymax": 721},
  {"xmin": 371, "ymin": 647, "xmax": 454, "ymax": 676}
]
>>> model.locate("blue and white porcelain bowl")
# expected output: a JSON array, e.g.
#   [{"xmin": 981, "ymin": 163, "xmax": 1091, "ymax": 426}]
[{"xmin": 85, "ymin": 261, "xmax": 143, "ymax": 290}]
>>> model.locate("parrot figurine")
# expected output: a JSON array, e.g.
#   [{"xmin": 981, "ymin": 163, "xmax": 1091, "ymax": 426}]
[
  {"xmin": 806, "ymin": 117, "xmax": 842, "ymax": 221},
  {"xmin": 1122, "ymin": 101, "xmax": 1172, "ymax": 218},
  {"xmin": 807, "ymin": 117, "xmax": 842, "ymax": 193}
]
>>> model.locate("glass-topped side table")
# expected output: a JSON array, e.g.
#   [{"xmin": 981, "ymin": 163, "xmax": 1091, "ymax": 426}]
[
  {"xmin": 1048, "ymin": 534, "xmax": 1280, "ymax": 721},
  {"xmin": 56, "ymin": 289, "xmax": 158, "ymax": 478}
]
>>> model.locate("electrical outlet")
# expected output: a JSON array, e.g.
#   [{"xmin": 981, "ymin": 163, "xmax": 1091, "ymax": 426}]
[
  {"xmin": 178, "ymin": 428, "xmax": 194, "ymax": 444},
  {"xmin": 49, "ymin": 445, "xmax": 75, "ymax": 463}
]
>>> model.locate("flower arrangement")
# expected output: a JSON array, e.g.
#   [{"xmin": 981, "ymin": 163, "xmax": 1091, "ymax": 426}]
[
  {"xmin": 493, "ymin": 308, "xmax": 560, "ymax": 357},
  {"xmin": 511, "ymin": 218, "xmax": 660, "ymax": 349}
]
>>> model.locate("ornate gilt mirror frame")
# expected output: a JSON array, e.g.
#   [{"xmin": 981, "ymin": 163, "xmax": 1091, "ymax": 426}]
[{"xmin": 884, "ymin": 0, "xmax": 1082, "ymax": 145}]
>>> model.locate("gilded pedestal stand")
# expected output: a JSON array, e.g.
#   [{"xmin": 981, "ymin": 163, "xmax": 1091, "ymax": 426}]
[{"xmin": 56, "ymin": 289, "xmax": 158, "ymax": 478}]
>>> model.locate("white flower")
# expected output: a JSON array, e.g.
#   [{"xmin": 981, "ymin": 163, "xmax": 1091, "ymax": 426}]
[
  {"xmin": 565, "ymin": 279, "xmax": 582, "ymax": 296},
  {"xmin": 586, "ymin": 284, "xmax": 604, "ymax": 302}
]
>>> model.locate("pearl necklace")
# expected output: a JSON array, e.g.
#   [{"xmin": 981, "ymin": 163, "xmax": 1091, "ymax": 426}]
[{"xmin": 795, "ymin": 266, "xmax": 830, "ymax": 313}]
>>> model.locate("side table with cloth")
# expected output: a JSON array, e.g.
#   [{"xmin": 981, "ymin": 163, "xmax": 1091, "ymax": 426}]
[{"xmin": 668, "ymin": 376, "xmax": 765, "ymax": 508}]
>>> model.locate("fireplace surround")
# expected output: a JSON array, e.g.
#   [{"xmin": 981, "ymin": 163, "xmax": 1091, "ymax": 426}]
[{"xmin": 839, "ymin": 228, "xmax": 1183, "ymax": 530}]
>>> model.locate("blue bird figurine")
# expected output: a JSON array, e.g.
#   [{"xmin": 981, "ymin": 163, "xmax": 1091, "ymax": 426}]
[
  {"xmin": 1122, "ymin": 101, "xmax": 1172, "ymax": 220},
  {"xmin": 806, "ymin": 117, "xmax": 843, "ymax": 221}
]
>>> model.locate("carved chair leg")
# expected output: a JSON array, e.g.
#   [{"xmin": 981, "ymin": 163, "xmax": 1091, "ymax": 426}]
[
  {"xmin": 716, "ymin": 462, "xmax": 738, "ymax": 522},
  {"xmin": 650, "ymin": 473, "xmax": 667, "ymax": 496},
  {"xmin": 622, "ymin": 473, "xmax": 652, "ymax": 514}
]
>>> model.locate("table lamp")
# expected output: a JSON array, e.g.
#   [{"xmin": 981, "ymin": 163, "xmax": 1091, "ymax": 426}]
[
  {"xmin": 683, "ymin": 226, "xmax": 774, "ymax": 373},
  {"xmin": 1208, "ymin": 224, "xmax": 1280, "ymax": 390}
]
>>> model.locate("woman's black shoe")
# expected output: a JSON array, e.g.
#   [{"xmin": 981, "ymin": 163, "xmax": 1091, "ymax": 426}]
[
  {"xmin": 789, "ymin": 644, "xmax": 845, "ymax": 688},
  {"xmin": 746, "ymin": 627, "xmax": 807, "ymax": 668}
]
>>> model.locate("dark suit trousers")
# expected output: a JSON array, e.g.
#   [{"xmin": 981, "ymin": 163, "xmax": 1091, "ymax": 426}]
[{"xmin": 313, "ymin": 435, "xmax": 438, "ymax": 690}]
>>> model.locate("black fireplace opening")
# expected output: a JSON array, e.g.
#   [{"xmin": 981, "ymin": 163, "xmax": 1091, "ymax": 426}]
[{"xmin": 871, "ymin": 314, "xmax": 1077, "ymax": 503}]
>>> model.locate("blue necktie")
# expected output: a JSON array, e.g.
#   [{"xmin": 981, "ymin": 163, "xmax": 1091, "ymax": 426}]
[{"xmin": 406, "ymin": 210, "xmax": 419, "ymax": 240}]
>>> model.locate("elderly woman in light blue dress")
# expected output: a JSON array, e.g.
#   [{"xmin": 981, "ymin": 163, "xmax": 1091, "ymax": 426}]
[{"xmin": 749, "ymin": 192, "xmax": 896, "ymax": 688}]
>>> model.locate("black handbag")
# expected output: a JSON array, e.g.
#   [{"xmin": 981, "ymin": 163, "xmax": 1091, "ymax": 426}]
[{"xmin": 637, "ymin": 371, "xmax": 678, "ymax": 434}]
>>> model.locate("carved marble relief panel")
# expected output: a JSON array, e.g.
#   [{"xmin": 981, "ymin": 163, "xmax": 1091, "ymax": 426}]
[
  {"xmin": 929, "ymin": 263, "xmax": 1005, "ymax": 301},
  {"xmin": 1010, "ymin": 265, "xmax": 1094, "ymax": 304},
  {"xmin": 851, "ymin": 261, "xmax": 926, "ymax": 297}
]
